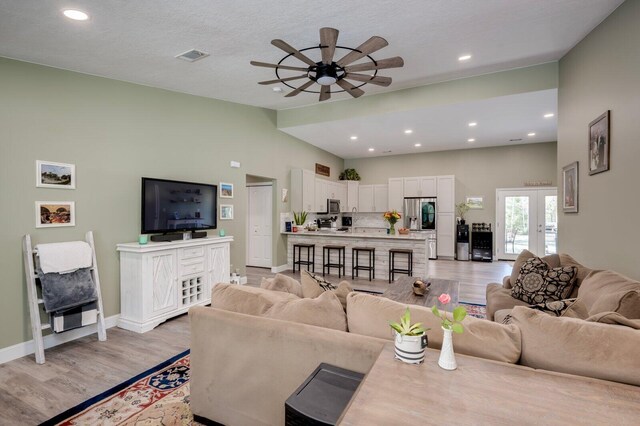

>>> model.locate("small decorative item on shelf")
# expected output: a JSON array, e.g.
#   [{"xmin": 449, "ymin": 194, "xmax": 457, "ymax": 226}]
[
  {"xmin": 383, "ymin": 210, "xmax": 402, "ymax": 234},
  {"xmin": 431, "ymin": 294, "xmax": 467, "ymax": 370},
  {"xmin": 455, "ymin": 202, "xmax": 470, "ymax": 225},
  {"xmin": 338, "ymin": 168, "xmax": 361, "ymax": 181},
  {"xmin": 389, "ymin": 308, "xmax": 430, "ymax": 364},
  {"xmin": 398, "ymin": 227, "xmax": 410, "ymax": 235},
  {"xmin": 293, "ymin": 211, "xmax": 308, "ymax": 233}
]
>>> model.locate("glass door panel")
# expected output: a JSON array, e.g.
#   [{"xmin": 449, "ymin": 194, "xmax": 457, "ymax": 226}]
[
  {"xmin": 540, "ymin": 191, "xmax": 558, "ymax": 255},
  {"xmin": 503, "ymin": 196, "xmax": 531, "ymax": 256}
]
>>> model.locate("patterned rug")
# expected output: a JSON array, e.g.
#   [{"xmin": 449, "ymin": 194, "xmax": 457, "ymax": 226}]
[
  {"xmin": 41, "ymin": 350, "xmax": 193, "ymax": 426},
  {"xmin": 459, "ymin": 302, "xmax": 487, "ymax": 319}
]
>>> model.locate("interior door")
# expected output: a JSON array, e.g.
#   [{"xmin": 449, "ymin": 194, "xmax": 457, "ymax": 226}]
[
  {"xmin": 496, "ymin": 188, "xmax": 557, "ymax": 260},
  {"xmin": 247, "ymin": 185, "xmax": 272, "ymax": 268}
]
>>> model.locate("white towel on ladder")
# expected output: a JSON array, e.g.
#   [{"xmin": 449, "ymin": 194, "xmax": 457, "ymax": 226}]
[{"xmin": 36, "ymin": 241, "xmax": 93, "ymax": 274}]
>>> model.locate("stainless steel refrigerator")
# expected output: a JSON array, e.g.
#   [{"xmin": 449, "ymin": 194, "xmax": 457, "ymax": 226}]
[{"xmin": 403, "ymin": 197, "xmax": 437, "ymax": 259}]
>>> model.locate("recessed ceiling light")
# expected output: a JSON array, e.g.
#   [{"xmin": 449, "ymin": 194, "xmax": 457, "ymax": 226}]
[
  {"xmin": 414, "ymin": 143, "xmax": 422, "ymax": 147},
  {"xmin": 468, "ymin": 122, "xmax": 477, "ymax": 127},
  {"xmin": 458, "ymin": 54, "xmax": 472, "ymax": 61},
  {"xmin": 528, "ymin": 132, "xmax": 536, "ymax": 137},
  {"xmin": 272, "ymin": 87, "xmax": 283, "ymax": 93},
  {"xmin": 62, "ymin": 9, "xmax": 89, "ymax": 21},
  {"xmin": 467, "ymin": 138, "xmax": 475, "ymax": 143},
  {"xmin": 368, "ymin": 148, "xmax": 375, "ymax": 152},
  {"xmin": 350, "ymin": 136, "xmax": 358, "ymax": 140},
  {"xmin": 544, "ymin": 113, "xmax": 555, "ymax": 118},
  {"xmin": 404, "ymin": 129, "xmax": 413, "ymax": 134}
]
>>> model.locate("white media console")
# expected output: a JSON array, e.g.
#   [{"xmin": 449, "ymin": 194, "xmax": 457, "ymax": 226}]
[{"xmin": 116, "ymin": 236, "xmax": 233, "ymax": 333}]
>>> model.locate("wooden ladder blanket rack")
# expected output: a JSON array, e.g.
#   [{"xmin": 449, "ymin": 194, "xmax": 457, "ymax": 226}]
[{"xmin": 22, "ymin": 231, "xmax": 107, "ymax": 364}]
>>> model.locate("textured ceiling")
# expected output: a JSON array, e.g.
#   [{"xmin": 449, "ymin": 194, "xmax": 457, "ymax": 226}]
[{"xmin": 0, "ymin": 0, "xmax": 623, "ymax": 110}]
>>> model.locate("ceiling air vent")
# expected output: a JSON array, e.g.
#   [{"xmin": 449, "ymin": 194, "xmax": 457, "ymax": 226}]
[{"xmin": 176, "ymin": 49, "xmax": 210, "ymax": 62}]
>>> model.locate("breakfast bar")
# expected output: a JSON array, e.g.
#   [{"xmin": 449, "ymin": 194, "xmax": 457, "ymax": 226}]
[{"xmin": 283, "ymin": 231, "xmax": 430, "ymax": 280}]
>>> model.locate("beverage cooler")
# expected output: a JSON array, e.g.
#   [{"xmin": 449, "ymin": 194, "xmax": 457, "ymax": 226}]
[{"xmin": 471, "ymin": 223, "xmax": 493, "ymax": 262}]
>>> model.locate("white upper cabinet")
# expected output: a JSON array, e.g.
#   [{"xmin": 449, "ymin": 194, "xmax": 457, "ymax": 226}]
[
  {"xmin": 338, "ymin": 183, "xmax": 348, "ymax": 212},
  {"xmin": 374, "ymin": 184, "xmax": 389, "ymax": 212},
  {"xmin": 315, "ymin": 178, "xmax": 328, "ymax": 212},
  {"xmin": 403, "ymin": 176, "xmax": 437, "ymax": 197},
  {"xmin": 403, "ymin": 177, "xmax": 420, "ymax": 197},
  {"xmin": 347, "ymin": 181, "xmax": 359, "ymax": 212},
  {"xmin": 291, "ymin": 169, "xmax": 315, "ymax": 213},
  {"xmin": 420, "ymin": 177, "xmax": 437, "ymax": 197},
  {"xmin": 437, "ymin": 176, "xmax": 455, "ymax": 213},
  {"xmin": 388, "ymin": 178, "xmax": 404, "ymax": 212},
  {"xmin": 358, "ymin": 185, "xmax": 375, "ymax": 212}
]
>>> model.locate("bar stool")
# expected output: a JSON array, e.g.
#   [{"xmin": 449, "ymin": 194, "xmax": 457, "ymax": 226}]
[
  {"xmin": 352, "ymin": 247, "xmax": 375, "ymax": 281},
  {"xmin": 389, "ymin": 248, "xmax": 413, "ymax": 283},
  {"xmin": 323, "ymin": 245, "xmax": 346, "ymax": 278},
  {"xmin": 293, "ymin": 243, "xmax": 315, "ymax": 273}
]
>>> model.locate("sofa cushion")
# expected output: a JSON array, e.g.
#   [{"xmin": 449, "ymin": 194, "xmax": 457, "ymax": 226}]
[
  {"xmin": 346, "ymin": 292, "xmax": 521, "ymax": 364},
  {"xmin": 486, "ymin": 283, "xmax": 529, "ymax": 321},
  {"xmin": 528, "ymin": 298, "xmax": 589, "ymax": 319},
  {"xmin": 510, "ymin": 250, "xmax": 561, "ymax": 288},
  {"xmin": 578, "ymin": 270, "xmax": 640, "ymax": 318},
  {"xmin": 264, "ymin": 290, "xmax": 347, "ymax": 331},
  {"xmin": 511, "ymin": 257, "xmax": 576, "ymax": 304},
  {"xmin": 301, "ymin": 270, "xmax": 353, "ymax": 310},
  {"xmin": 586, "ymin": 311, "xmax": 640, "ymax": 329},
  {"xmin": 494, "ymin": 309, "xmax": 512, "ymax": 324},
  {"xmin": 559, "ymin": 254, "xmax": 594, "ymax": 298},
  {"xmin": 260, "ymin": 274, "xmax": 303, "ymax": 298},
  {"xmin": 211, "ymin": 283, "xmax": 299, "ymax": 316},
  {"xmin": 510, "ymin": 306, "xmax": 640, "ymax": 386}
]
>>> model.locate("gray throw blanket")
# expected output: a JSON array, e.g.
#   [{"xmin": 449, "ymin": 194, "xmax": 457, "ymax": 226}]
[{"xmin": 37, "ymin": 267, "xmax": 98, "ymax": 313}]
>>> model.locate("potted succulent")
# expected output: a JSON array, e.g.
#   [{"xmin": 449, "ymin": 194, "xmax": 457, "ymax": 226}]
[
  {"xmin": 431, "ymin": 293, "xmax": 467, "ymax": 370},
  {"xmin": 389, "ymin": 308, "xmax": 430, "ymax": 364},
  {"xmin": 339, "ymin": 168, "xmax": 361, "ymax": 181},
  {"xmin": 293, "ymin": 211, "xmax": 307, "ymax": 232},
  {"xmin": 456, "ymin": 202, "xmax": 470, "ymax": 225}
]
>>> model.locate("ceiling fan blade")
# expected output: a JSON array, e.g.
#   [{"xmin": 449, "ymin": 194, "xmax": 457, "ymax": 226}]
[
  {"xmin": 250, "ymin": 61, "xmax": 309, "ymax": 72},
  {"xmin": 319, "ymin": 27, "xmax": 339, "ymax": 65},
  {"xmin": 344, "ymin": 56, "xmax": 404, "ymax": 73},
  {"xmin": 336, "ymin": 36, "xmax": 389, "ymax": 67},
  {"xmin": 344, "ymin": 73, "xmax": 392, "ymax": 87},
  {"xmin": 336, "ymin": 79, "xmax": 365, "ymax": 98},
  {"xmin": 285, "ymin": 80, "xmax": 316, "ymax": 97},
  {"xmin": 258, "ymin": 74, "xmax": 309, "ymax": 85},
  {"xmin": 319, "ymin": 85, "xmax": 331, "ymax": 102},
  {"xmin": 271, "ymin": 39, "xmax": 317, "ymax": 66}
]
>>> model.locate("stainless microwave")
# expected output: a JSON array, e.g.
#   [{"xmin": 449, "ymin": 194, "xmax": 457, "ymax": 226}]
[{"xmin": 327, "ymin": 199, "xmax": 340, "ymax": 214}]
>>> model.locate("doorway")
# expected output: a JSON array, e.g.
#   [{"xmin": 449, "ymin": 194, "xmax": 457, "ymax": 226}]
[
  {"xmin": 496, "ymin": 188, "xmax": 558, "ymax": 260},
  {"xmin": 246, "ymin": 183, "xmax": 273, "ymax": 268}
]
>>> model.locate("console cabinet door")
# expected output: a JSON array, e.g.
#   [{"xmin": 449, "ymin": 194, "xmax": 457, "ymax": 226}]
[
  {"xmin": 147, "ymin": 251, "xmax": 178, "ymax": 316},
  {"xmin": 209, "ymin": 244, "xmax": 231, "ymax": 289}
]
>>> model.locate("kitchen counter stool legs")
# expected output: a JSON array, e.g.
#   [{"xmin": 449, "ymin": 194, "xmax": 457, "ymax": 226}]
[
  {"xmin": 389, "ymin": 249, "xmax": 413, "ymax": 283},
  {"xmin": 323, "ymin": 245, "xmax": 346, "ymax": 278},
  {"xmin": 352, "ymin": 247, "xmax": 375, "ymax": 281},
  {"xmin": 293, "ymin": 243, "xmax": 315, "ymax": 273}
]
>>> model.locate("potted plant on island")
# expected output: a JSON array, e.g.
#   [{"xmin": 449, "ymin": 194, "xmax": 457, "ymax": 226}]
[
  {"xmin": 431, "ymin": 293, "xmax": 467, "ymax": 370},
  {"xmin": 389, "ymin": 308, "xmax": 430, "ymax": 364},
  {"xmin": 292, "ymin": 211, "xmax": 307, "ymax": 232},
  {"xmin": 456, "ymin": 202, "xmax": 470, "ymax": 225},
  {"xmin": 383, "ymin": 210, "xmax": 402, "ymax": 234}
]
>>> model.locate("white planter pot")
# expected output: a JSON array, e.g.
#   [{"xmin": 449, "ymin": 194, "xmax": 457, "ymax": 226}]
[
  {"xmin": 394, "ymin": 332, "xmax": 427, "ymax": 364},
  {"xmin": 438, "ymin": 326, "xmax": 457, "ymax": 370}
]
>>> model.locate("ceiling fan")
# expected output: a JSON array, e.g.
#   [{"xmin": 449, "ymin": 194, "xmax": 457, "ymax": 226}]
[{"xmin": 251, "ymin": 27, "xmax": 404, "ymax": 102}]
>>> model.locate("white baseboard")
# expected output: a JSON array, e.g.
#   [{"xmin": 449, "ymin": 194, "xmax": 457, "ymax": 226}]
[
  {"xmin": 271, "ymin": 264, "xmax": 290, "ymax": 273},
  {"xmin": 0, "ymin": 314, "xmax": 120, "ymax": 365}
]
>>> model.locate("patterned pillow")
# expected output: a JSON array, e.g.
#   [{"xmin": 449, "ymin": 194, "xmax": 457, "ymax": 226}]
[
  {"xmin": 528, "ymin": 298, "xmax": 588, "ymax": 319},
  {"xmin": 511, "ymin": 257, "xmax": 577, "ymax": 305}
]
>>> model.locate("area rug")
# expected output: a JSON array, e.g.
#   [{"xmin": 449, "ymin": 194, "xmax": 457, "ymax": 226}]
[
  {"xmin": 459, "ymin": 302, "xmax": 487, "ymax": 319},
  {"xmin": 41, "ymin": 349, "xmax": 193, "ymax": 426}
]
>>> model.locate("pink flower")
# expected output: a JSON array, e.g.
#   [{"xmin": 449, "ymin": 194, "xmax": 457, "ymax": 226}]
[{"xmin": 438, "ymin": 293, "xmax": 451, "ymax": 305}]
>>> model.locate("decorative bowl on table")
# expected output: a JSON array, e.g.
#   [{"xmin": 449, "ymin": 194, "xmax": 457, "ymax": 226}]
[{"xmin": 398, "ymin": 228, "xmax": 410, "ymax": 235}]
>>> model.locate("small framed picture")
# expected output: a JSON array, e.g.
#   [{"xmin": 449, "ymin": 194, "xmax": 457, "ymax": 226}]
[
  {"xmin": 36, "ymin": 160, "xmax": 76, "ymax": 189},
  {"xmin": 220, "ymin": 204, "xmax": 234, "ymax": 220},
  {"xmin": 220, "ymin": 182, "xmax": 234, "ymax": 198},
  {"xmin": 36, "ymin": 201, "xmax": 76, "ymax": 228},
  {"xmin": 466, "ymin": 196, "xmax": 483, "ymax": 209},
  {"xmin": 588, "ymin": 110, "xmax": 610, "ymax": 175},
  {"xmin": 562, "ymin": 162, "xmax": 579, "ymax": 213}
]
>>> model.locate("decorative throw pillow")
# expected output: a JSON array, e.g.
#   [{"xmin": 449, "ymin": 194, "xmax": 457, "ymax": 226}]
[
  {"xmin": 300, "ymin": 270, "xmax": 352, "ymax": 310},
  {"xmin": 511, "ymin": 257, "xmax": 577, "ymax": 305},
  {"xmin": 263, "ymin": 291, "xmax": 347, "ymax": 331},
  {"xmin": 528, "ymin": 298, "xmax": 588, "ymax": 319},
  {"xmin": 260, "ymin": 274, "xmax": 303, "ymax": 298}
]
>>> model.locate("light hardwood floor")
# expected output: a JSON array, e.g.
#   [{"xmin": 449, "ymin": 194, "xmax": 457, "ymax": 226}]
[{"xmin": 0, "ymin": 259, "xmax": 511, "ymax": 424}]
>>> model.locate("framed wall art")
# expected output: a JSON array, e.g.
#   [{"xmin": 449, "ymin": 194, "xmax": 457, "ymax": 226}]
[
  {"xmin": 36, "ymin": 201, "xmax": 76, "ymax": 228},
  {"xmin": 588, "ymin": 110, "xmax": 610, "ymax": 175},
  {"xmin": 220, "ymin": 182, "xmax": 234, "ymax": 198},
  {"xmin": 36, "ymin": 160, "xmax": 76, "ymax": 189},
  {"xmin": 466, "ymin": 196, "xmax": 484, "ymax": 209},
  {"xmin": 562, "ymin": 162, "xmax": 579, "ymax": 213},
  {"xmin": 220, "ymin": 204, "xmax": 234, "ymax": 220}
]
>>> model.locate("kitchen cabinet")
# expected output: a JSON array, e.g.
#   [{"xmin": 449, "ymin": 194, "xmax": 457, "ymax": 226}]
[
  {"xmin": 290, "ymin": 169, "xmax": 315, "ymax": 213},
  {"xmin": 315, "ymin": 179, "xmax": 328, "ymax": 212},
  {"xmin": 388, "ymin": 178, "xmax": 404, "ymax": 212},
  {"xmin": 358, "ymin": 184, "xmax": 389, "ymax": 212},
  {"xmin": 436, "ymin": 212, "xmax": 455, "ymax": 257},
  {"xmin": 338, "ymin": 183, "xmax": 348, "ymax": 212},
  {"xmin": 437, "ymin": 176, "xmax": 455, "ymax": 213},
  {"xmin": 374, "ymin": 185, "xmax": 388, "ymax": 212},
  {"xmin": 347, "ymin": 181, "xmax": 359, "ymax": 212},
  {"xmin": 403, "ymin": 176, "xmax": 436, "ymax": 197}
]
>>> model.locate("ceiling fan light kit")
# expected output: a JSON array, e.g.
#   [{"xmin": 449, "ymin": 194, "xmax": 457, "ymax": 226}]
[{"xmin": 251, "ymin": 27, "xmax": 404, "ymax": 102}]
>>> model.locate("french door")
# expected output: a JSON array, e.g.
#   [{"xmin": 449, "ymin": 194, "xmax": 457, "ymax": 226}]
[{"xmin": 496, "ymin": 188, "xmax": 558, "ymax": 260}]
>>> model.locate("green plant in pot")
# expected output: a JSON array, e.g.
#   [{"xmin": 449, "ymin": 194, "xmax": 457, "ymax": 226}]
[
  {"xmin": 339, "ymin": 168, "xmax": 361, "ymax": 181},
  {"xmin": 456, "ymin": 202, "xmax": 470, "ymax": 225},
  {"xmin": 389, "ymin": 307, "xmax": 430, "ymax": 364},
  {"xmin": 293, "ymin": 211, "xmax": 308, "ymax": 230}
]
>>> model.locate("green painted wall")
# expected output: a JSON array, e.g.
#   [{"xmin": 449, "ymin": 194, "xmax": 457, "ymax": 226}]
[
  {"xmin": 345, "ymin": 142, "xmax": 557, "ymax": 229},
  {"xmin": 0, "ymin": 58, "xmax": 343, "ymax": 349},
  {"xmin": 557, "ymin": 0, "xmax": 639, "ymax": 278}
]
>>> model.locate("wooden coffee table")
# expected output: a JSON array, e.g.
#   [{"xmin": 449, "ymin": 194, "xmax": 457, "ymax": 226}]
[{"xmin": 382, "ymin": 275, "xmax": 459, "ymax": 307}]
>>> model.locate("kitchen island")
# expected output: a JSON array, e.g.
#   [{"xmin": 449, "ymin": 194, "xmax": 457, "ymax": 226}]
[{"xmin": 283, "ymin": 230, "xmax": 431, "ymax": 280}]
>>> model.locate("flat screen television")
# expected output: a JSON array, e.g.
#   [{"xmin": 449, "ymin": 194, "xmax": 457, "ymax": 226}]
[{"xmin": 141, "ymin": 177, "xmax": 217, "ymax": 234}]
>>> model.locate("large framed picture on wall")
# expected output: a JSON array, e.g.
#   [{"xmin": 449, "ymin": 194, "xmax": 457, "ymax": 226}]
[{"xmin": 588, "ymin": 110, "xmax": 610, "ymax": 175}]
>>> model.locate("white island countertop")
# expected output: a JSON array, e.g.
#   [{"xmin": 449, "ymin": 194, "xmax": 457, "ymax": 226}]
[{"xmin": 282, "ymin": 231, "xmax": 429, "ymax": 240}]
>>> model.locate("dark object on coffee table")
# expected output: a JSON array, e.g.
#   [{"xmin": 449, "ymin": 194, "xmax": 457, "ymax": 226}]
[{"xmin": 412, "ymin": 280, "xmax": 430, "ymax": 296}]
